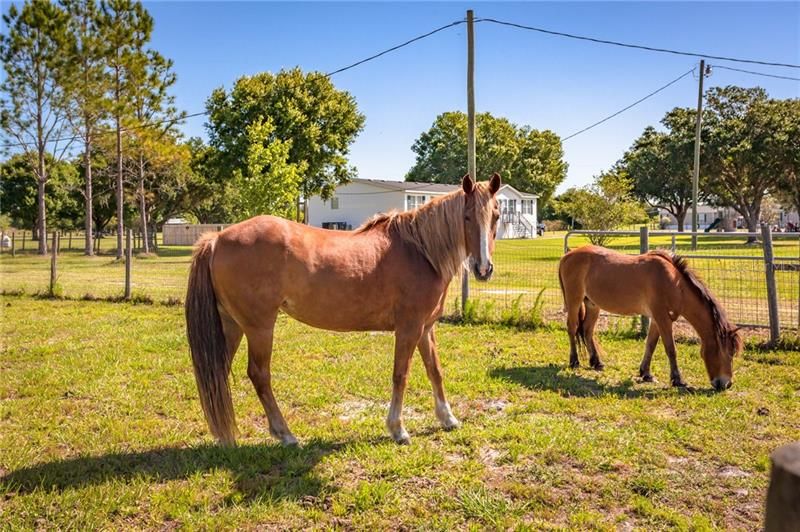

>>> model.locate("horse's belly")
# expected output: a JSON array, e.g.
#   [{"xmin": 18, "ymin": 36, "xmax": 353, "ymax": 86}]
[
  {"xmin": 281, "ymin": 297, "xmax": 395, "ymax": 332},
  {"xmin": 585, "ymin": 288, "xmax": 650, "ymax": 317}
]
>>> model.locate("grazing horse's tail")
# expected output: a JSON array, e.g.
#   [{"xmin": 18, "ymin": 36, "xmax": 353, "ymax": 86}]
[{"xmin": 185, "ymin": 233, "xmax": 237, "ymax": 445}]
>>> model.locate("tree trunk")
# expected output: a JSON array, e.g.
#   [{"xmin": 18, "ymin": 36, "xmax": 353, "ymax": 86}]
[
  {"xmin": 84, "ymin": 133, "xmax": 94, "ymax": 256},
  {"xmin": 745, "ymin": 211, "xmax": 760, "ymax": 244},
  {"xmin": 676, "ymin": 210, "xmax": 686, "ymax": 232},
  {"xmin": 36, "ymin": 147, "xmax": 47, "ymax": 255},
  {"xmin": 138, "ymin": 154, "xmax": 149, "ymax": 254},
  {"xmin": 115, "ymin": 64, "xmax": 124, "ymax": 260}
]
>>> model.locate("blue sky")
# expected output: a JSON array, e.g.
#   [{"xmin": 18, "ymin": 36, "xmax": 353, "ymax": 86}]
[{"xmin": 144, "ymin": 2, "xmax": 797, "ymax": 191}]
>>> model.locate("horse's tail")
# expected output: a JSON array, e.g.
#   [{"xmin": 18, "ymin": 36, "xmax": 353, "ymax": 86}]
[{"xmin": 185, "ymin": 233, "xmax": 237, "ymax": 445}]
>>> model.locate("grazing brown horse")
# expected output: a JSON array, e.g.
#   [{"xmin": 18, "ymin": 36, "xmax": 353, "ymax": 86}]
[
  {"xmin": 186, "ymin": 174, "xmax": 501, "ymax": 446},
  {"xmin": 558, "ymin": 245, "xmax": 742, "ymax": 391}
]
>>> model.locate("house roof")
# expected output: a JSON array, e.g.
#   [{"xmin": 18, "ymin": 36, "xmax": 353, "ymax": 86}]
[
  {"xmin": 349, "ymin": 178, "xmax": 538, "ymax": 198},
  {"xmin": 350, "ymin": 178, "xmax": 457, "ymax": 195}
]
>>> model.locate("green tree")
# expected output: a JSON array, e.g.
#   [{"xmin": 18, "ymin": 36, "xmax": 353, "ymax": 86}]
[
  {"xmin": 554, "ymin": 170, "xmax": 648, "ymax": 246},
  {"xmin": 763, "ymin": 99, "xmax": 800, "ymax": 216},
  {"xmin": 623, "ymin": 108, "xmax": 708, "ymax": 232},
  {"xmin": 0, "ymin": 153, "xmax": 81, "ymax": 231},
  {"xmin": 205, "ymin": 68, "xmax": 365, "ymax": 217},
  {"xmin": 127, "ymin": 47, "xmax": 182, "ymax": 252},
  {"xmin": 406, "ymin": 111, "xmax": 567, "ymax": 205},
  {"xmin": 225, "ymin": 118, "xmax": 305, "ymax": 221},
  {"xmin": 99, "ymin": 0, "xmax": 152, "ymax": 257},
  {"xmin": 1, "ymin": 0, "xmax": 74, "ymax": 253},
  {"xmin": 60, "ymin": 0, "xmax": 111, "ymax": 254},
  {"xmin": 703, "ymin": 86, "xmax": 797, "ymax": 235}
]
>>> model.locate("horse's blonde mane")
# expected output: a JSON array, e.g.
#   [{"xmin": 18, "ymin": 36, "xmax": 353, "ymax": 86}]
[{"xmin": 356, "ymin": 189, "xmax": 467, "ymax": 279}]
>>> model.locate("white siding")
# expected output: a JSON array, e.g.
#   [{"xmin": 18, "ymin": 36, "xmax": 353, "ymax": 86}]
[{"xmin": 307, "ymin": 182, "xmax": 403, "ymax": 230}]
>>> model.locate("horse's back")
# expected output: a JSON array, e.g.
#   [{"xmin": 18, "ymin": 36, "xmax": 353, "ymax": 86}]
[{"xmin": 560, "ymin": 245, "xmax": 681, "ymax": 316}]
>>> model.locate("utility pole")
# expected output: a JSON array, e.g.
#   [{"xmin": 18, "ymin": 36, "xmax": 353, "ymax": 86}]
[
  {"xmin": 467, "ymin": 9, "xmax": 476, "ymax": 180},
  {"xmin": 462, "ymin": 9, "xmax": 476, "ymax": 315},
  {"xmin": 691, "ymin": 59, "xmax": 706, "ymax": 250}
]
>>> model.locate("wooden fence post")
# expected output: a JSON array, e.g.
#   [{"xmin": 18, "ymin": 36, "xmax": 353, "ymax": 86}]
[
  {"xmin": 461, "ymin": 265, "xmax": 470, "ymax": 317},
  {"xmin": 49, "ymin": 232, "xmax": 59, "ymax": 296},
  {"xmin": 125, "ymin": 229, "xmax": 132, "ymax": 300},
  {"xmin": 761, "ymin": 223, "xmax": 780, "ymax": 343},
  {"xmin": 21, "ymin": 231, "xmax": 26, "ymax": 251},
  {"xmin": 11, "ymin": 232, "xmax": 15, "ymax": 257},
  {"xmin": 765, "ymin": 441, "xmax": 800, "ymax": 531},
  {"xmin": 640, "ymin": 226, "xmax": 650, "ymax": 336},
  {"xmin": 68, "ymin": 231, "xmax": 72, "ymax": 250}
]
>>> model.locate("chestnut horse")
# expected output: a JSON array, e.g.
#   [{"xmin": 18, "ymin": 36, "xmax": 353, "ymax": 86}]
[
  {"xmin": 186, "ymin": 174, "xmax": 501, "ymax": 446},
  {"xmin": 558, "ymin": 246, "xmax": 742, "ymax": 391}
]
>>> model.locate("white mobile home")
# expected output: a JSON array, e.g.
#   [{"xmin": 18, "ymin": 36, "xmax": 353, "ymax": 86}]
[{"xmin": 307, "ymin": 178, "xmax": 539, "ymax": 239}]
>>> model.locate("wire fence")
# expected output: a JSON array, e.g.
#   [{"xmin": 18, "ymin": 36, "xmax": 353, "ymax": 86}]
[
  {"xmin": 446, "ymin": 227, "xmax": 800, "ymax": 339},
  {"xmin": 2, "ymin": 226, "xmax": 799, "ymax": 340}
]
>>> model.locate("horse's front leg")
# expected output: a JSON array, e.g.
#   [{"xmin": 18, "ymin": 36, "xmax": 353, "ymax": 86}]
[
  {"xmin": 638, "ymin": 320, "xmax": 660, "ymax": 382},
  {"xmin": 418, "ymin": 325, "xmax": 459, "ymax": 430},
  {"xmin": 387, "ymin": 323, "xmax": 425, "ymax": 445},
  {"xmin": 654, "ymin": 315, "xmax": 686, "ymax": 387}
]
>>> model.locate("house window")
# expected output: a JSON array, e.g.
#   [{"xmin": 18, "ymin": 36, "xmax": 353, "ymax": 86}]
[
  {"xmin": 507, "ymin": 199, "xmax": 517, "ymax": 213},
  {"xmin": 331, "ymin": 197, "xmax": 339, "ymax": 210},
  {"xmin": 522, "ymin": 200, "xmax": 534, "ymax": 215},
  {"xmin": 406, "ymin": 194, "xmax": 427, "ymax": 211}
]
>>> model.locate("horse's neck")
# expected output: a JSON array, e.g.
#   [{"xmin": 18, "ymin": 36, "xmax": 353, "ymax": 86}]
[
  {"xmin": 407, "ymin": 195, "xmax": 467, "ymax": 279},
  {"xmin": 680, "ymin": 287, "xmax": 718, "ymax": 350}
]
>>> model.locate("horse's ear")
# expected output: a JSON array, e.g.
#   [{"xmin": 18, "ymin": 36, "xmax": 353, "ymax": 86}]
[
  {"xmin": 489, "ymin": 172, "xmax": 501, "ymax": 194},
  {"xmin": 462, "ymin": 174, "xmax": 475, "ymax": 194}
]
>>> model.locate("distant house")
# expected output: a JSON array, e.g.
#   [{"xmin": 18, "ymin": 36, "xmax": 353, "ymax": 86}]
[
  {"xmin": 307, "ymin": 178, "xmax": 539, "ymax": 239},
  {"xmin": 657, "ymin": 205, "xmax": 738, "ymax": 232}
]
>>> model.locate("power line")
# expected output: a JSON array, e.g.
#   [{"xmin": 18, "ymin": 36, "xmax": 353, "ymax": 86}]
[
  {"xmin": 1, "ymin": 111, "xmax": 207, "ymax": 150},
  {"xmin": 562, "ymin": 68, "xmax": 695, "ymax": 141},
  {"xmin": 711, "ymin": 64, "xmax": 800, "ymax": 82},
  {"xmin": 325, "ymin": 19, "xmax": 466, "ymax": 77},
  {"xmin": 2, "ymin": 20, "xmax": 467, "ymax": 150},
  {"xmin": 476, "ymin": 17, "xmax": 800, "ymax": 70}
]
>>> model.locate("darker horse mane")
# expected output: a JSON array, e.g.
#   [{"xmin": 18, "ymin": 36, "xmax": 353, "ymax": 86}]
[
  {"xmin": 355, "ymin": 190, "xmax": 467, "ymax": 279},
  {"xmin": 649, "ymin": 250, "xmax": 742, "ymax": 356}
]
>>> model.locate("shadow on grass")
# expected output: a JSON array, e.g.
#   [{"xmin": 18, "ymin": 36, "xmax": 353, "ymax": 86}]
[
  {"xmin": 489, "ymin": 364, "xmax": 715, "ymax": 399},
  {"xmin": 0, "ymin": 438, "xmax": 359, "ymax": 504}
]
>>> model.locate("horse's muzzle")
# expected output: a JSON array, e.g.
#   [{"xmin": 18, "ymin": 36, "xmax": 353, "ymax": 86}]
[
  {"xmin": 712, "ymin": 377, "xmax": 732, "ymax": 392},
  {"xmin": 472, "ymin": 261, "xmax": 494, "ymax": 282}
]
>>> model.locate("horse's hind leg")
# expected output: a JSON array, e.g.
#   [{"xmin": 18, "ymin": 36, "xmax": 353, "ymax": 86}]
[
  {"xmin": 220, "ymin": 307, "xmax": 243, "ymax": 364},
  {"xmin": 583, "ymin": 300, "xmax": 604, "ymax": 370},
  {"xmin": 417, "ymin": 325, "xmax": 459, "ymax": 430},
  {"xmin": 387, "ymin": 323, "xmax": 425, "ymax": 445},
  {"xmin": 566, "ymin": 300, "xmax": 584, "ymax": 369},
  {"xmin": 245, "ymin": 314, "xmax": 297, "ymax": 446},
  {"xmin": 654, "ymin": 314, "xmax": 686, "ymax": 387},
  {"xmin": 638, "ymin": 321, "xmax": 660, "ymax": 382}
]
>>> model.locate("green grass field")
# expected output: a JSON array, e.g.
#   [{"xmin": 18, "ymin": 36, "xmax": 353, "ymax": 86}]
[
  {"xmin": 2, "ymin": 296, "xmax": 799, "ymax": 529},
  {"xmin": 2, "ymin": 230, "xmax": 799, "ymax": 331}
]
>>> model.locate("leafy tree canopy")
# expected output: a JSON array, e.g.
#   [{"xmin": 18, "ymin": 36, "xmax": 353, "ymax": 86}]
[
  {"xmin": 406, "ymin": 111, "xmax": 567, "ymax": 205},
  {"xmin": 205, "ymin": 68, "xmax": 365, "ymax": 210}
]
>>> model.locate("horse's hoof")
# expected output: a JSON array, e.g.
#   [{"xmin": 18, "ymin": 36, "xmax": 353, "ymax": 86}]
[
  {"xmin": 392, "ymin": 430, "xmax": 411, "ymax": 445},
  {"xmin": 591, "ymin": 361, "xmax": 604, "ymax": 371},
  {"xmin": 671, "ymin": 379, "xmax": 687, "ymax": 388},
  {"xmin": 640, "ymin": 374, "xmax": 654, "ymax": 383},
  {"xmin": 569, "ymin": 359, "xmax": 580, "ymax": 369},
  {"xmin": 441, "ymin": 416, "xmax": 460, "ymax": 431},
  {"xmin": 280, "ymin": 434, "xmax": 299, "ymax": 447}
]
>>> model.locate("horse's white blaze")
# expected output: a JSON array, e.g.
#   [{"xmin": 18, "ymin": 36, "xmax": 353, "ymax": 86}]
[{"xmin": 478, "ymin": 223, "xmax": 491, "ymax": 275}]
